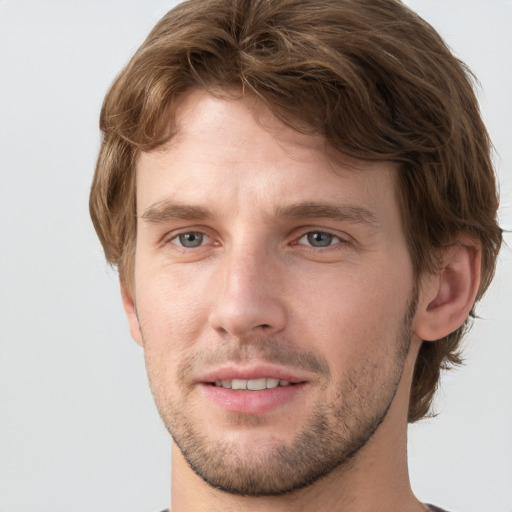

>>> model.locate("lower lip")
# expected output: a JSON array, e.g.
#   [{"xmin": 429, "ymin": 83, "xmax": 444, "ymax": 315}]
[{"xmin": 199, "ymin": 383, "xmax": 306, "ymax": 415}]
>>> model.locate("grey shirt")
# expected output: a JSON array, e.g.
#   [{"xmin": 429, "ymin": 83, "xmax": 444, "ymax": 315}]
[{"xmin": 159, "ymin": 505, "xmax": 451, "ymax": 511}]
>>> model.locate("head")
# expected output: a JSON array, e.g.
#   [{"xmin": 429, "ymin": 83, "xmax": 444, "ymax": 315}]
[{"xmin": 90, "ymin": 0, "xmax": 501, "ymax": 490}]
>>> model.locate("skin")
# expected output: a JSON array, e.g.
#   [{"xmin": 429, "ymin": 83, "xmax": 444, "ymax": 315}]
[{"xmin": 122, "ymin": 90, "xmax": 481, "ymax": 512}]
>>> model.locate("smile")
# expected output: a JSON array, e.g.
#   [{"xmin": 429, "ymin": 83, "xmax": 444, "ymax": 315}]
[
  {"xmin": 200, "ymin": 369, "xmax": 307, "ymax": 414},
  {"xmin": 213, "ymin": 378, "xmax": 292, "ymax": 390}
]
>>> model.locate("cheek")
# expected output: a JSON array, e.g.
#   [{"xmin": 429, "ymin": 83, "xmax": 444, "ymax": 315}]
[
  {"xmin": 292, "ymin": 263, "xmax": 412, "ymax": 366},
  {"xmin": 136, "ymin": 274, "xmax": 206, "ymax": 401},
  {"xmin": 134, "ymin": 264, "xmax": 210, "ymax": 355}
]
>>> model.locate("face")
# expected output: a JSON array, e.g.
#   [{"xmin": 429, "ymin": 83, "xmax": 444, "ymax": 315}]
[{"xmin": 127, "ymin": 90, "xmax": 418, "ymax": 496}]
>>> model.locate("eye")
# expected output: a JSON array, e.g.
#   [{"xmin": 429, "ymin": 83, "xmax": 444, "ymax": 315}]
[
  {"xmin": 297, "ymin": 231, "xmax": 342, "ymax": 248},
  {"xmin": 171, "ymin": 231, "xmax": 209, "ymax": 248}
]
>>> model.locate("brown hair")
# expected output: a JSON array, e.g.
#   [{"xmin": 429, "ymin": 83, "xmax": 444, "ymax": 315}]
[{"xmin": 90, "ymin": 0, "xmax": 502, "ymax": 422}]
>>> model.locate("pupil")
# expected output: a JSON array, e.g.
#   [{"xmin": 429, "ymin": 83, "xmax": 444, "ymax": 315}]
[
  {"xmin": 307, "ymin": 232, "xmax": 332, "ymax": 247},
  {"xmin": 179, "ymin": 232, "xmax": 203, "ymax": 247}
]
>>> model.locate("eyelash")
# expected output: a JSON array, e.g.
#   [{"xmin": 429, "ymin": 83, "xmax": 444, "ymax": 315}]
[
  {"xmin": 165, "ymin": 229, "xmax": 349, "ymax": 251},
  {"xmin": 168, "ymin": 231, "xmax": 213, "ymax": 249},
  {"xmin": 295, "ymin": 231, "xmax": 345, "ymax": 249}
]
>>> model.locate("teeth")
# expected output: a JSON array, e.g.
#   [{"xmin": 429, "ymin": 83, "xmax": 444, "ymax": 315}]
[
  {"xmin": 232, "ymin": 379, "xmax": 247, "ymax": 390},
  {"xmin": 266, "ymin": 378, "xmax": 279, "ymax": 389},
  {"xmin": 247, "ymin": 378, "xmax": 267, "ymax": 390},
  {"xmin": 213, "ymin": 378, "xmax": 293, "ymax": 390}
]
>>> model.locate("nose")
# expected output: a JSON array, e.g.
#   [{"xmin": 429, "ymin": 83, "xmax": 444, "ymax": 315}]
[{"xmin": 208, "ymin": 244, "xmax": 287, "ymax": 339}]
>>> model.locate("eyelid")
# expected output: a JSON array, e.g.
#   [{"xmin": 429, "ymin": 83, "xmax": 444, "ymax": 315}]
[
  {"xmin": 293, "ymin": 227, "xmax": 351, "ymax": 244},
  {"xmin": 298, "ymin": 231, "xmax": 341, "ymax": 246},
  {"xmin": 170, "ymin": 231, "xmax": 210, "ymax": 247},
  {"xmin": 161, "ymin": 226, "xmax": 217, "ymax": 247},
  {"xmin": 159, "ymin": 226, "xmax": 352, "ymax": 251}
]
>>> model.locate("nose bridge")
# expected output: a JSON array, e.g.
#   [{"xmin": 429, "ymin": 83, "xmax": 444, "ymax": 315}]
[
  {"xmin": 227, "ymin": 239, "xmax": 268, "ymax": 293},
  {"xmin": 209, "ymin": 237, "xmax": 286, "ymax": 338}
]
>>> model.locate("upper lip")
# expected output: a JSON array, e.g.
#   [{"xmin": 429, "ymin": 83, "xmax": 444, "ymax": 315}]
[{"xmin": 197, "ymin": 364, "xmax": 309, "ymax": 384}]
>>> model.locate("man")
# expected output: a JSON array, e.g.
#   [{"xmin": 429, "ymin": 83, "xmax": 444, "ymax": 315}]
[{"xmin": 89, "ymin": 0, "xmax": 502, "ymax": 510}]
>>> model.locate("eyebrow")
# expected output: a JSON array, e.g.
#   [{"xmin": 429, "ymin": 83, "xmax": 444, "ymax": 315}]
[
  {"xmin": 274, "ymin": 202, "xmax": 380, "ymax": 227},
  {"xmin": 140, "ymin": 201, "xmax": 212, "ymax": 223},
  {"xmin": 139, "ymin": 200, "xmax": 379, "ymax": 227}
]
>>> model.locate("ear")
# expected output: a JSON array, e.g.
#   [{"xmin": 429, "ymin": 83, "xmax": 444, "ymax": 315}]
[
  {"xmin": 120, "ymin": 281, "xmax": 144, "ymax": 347},
  {"xmin": 413, "ymin": 237, "xmax": 481, "ymax": 341}
]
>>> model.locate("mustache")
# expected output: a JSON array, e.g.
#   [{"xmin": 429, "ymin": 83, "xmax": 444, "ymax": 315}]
[{"xmin": 178, "ymin": 337, "xmax": 331, "ymax": 380}]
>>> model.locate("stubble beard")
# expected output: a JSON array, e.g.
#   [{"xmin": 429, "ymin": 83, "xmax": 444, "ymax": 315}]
[{"xmin": 145, "ymin": 293, "xmax": 417, "ymax": 497}]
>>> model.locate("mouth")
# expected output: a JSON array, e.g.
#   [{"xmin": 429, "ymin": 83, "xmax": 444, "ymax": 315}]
[
  {"xmin": 210, "ymin": 378, "xmax": 294, "ymax": 390},
  {"xmin": 198, "ymin": 367, "xmax": 308, "ymax": 415}
]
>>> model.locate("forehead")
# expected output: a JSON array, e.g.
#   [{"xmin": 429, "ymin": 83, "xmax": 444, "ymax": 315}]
[
  {"xmin": 135, "ymin": 89, "xmax": 400, "ymax": 222},
  {"xmin": 155, "ymin": 89, "xmax": 335, "ymax": 167}
]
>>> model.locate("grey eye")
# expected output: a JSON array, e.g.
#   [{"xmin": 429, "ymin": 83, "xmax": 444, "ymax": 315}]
[
  {"xmin": 307, "ymin": 232, "xmax": 333, "ymax": 247},
  {"xmin": 176, "ymin": 232, "xmax": 205, "ymax": 248},
  {"xmin": 304, "ymin": 232, "xmax": 335, "ymax": 247}
]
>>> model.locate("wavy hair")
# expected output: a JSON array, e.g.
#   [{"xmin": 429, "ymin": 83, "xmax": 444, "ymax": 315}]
[{"xmin": 90, "ymin": 0, "xmax": 502, "ymax": 422}]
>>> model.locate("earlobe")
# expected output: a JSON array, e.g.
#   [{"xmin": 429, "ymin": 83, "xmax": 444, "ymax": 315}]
[
  {"xmin": 413, "ymin": 237, "xmax": 481, "ymax": 342},
  {"xmin": 120, "ymin": 282, "xmax": 144, "ymax": 347}
]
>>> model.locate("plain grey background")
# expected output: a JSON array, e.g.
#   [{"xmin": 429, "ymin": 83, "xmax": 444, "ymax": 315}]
[{"xmin": 0, "ymin": 1, "xmax": 510, "ymax": 511}]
